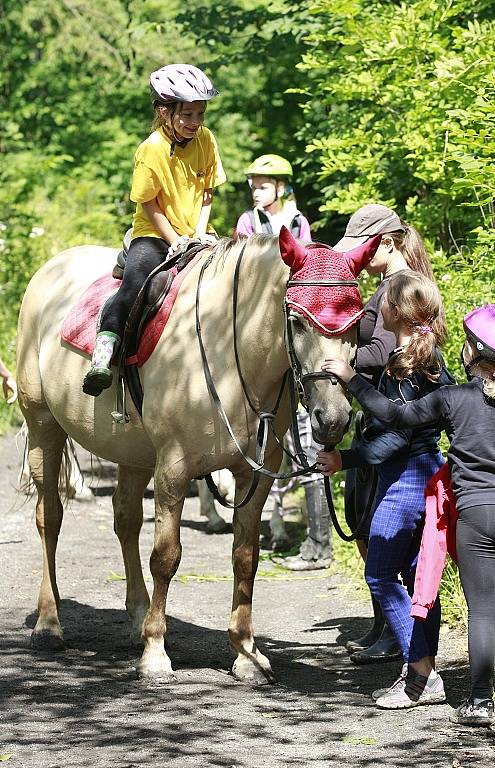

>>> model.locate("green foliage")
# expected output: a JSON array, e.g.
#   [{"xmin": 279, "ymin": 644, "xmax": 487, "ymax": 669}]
[
  {"xmin": 295, "ymin": 0, "xmax": 495, "ymax": 373},
  {"xmin": 439, "ymin": 558, "xmax": 467, "ymax": 628}
]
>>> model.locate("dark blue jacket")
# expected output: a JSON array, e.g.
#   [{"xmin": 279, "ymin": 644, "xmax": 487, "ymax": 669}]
[{"xmin": 340, "ymin": 350, "xmax": 455, "ymax": 470}]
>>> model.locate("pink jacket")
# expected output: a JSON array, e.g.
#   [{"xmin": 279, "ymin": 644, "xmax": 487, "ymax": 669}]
[{"xmin": 411, "ymin": 463, "xmax": 458, "ymax": 620}]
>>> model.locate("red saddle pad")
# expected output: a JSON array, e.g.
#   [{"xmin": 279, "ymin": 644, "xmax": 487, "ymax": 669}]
[{"xmin": 61, "ymin": 255, "xmax": 201, "ymax": 367}]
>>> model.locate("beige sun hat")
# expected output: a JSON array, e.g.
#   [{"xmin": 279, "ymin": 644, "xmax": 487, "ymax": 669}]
[{"xmin": 334, "ymin": 204, "xmax": 406, "ymax": 251}]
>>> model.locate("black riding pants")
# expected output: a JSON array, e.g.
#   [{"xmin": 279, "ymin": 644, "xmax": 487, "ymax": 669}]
[
  {"xmin": 100, "ymin": 236, "xmax": 169, "ymax": 338},
  {"xmin": 456, "ymin": 504, "xmax": 495, "ymax": 700}
]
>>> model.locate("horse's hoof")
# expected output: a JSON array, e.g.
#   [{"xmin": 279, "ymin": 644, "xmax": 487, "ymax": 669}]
[
  {"xmin": 135, "ymin": 668, "xmax": 177, "ymax": 685},
  {"xmin": 30, "ymin": 629, "xmax": 65, "ymax": 652},
  {"xmin": 232, "ymin": 657, "xmax": 276, "ymax": 686},
  {"xmin": 135, "ymin": 650, "xmax": 176, "ymax": 684},
  {"xmin": 206, "ymin": 518, "xmax": 230, "ymax": 534}
]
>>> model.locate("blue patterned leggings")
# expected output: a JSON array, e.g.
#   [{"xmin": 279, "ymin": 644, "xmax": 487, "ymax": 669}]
[{"xmin": 365, "ymin": 452, "xmax": 444, "ymax": 663}]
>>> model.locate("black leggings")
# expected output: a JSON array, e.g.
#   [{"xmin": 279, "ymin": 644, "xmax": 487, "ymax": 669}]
[
  {"xmin": 100, "ymin": 236, "xmax": 169, "ymax": 338},
  {"xmin": 456, "ymin": 504, "xmax": 495, "ymax": 700}
]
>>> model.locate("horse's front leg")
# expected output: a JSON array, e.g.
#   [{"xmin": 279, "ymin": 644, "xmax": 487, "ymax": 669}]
[
  {"xmin": 229, "ymin": 456, "xmax": 280, "ymax": 685},
  {"xmin": 113, "ymin": 464, "xmax": 153, "ymax": 645},
  {"xmin": 136, "ymin": 456, "xmax": 186, "ymax": 682}
]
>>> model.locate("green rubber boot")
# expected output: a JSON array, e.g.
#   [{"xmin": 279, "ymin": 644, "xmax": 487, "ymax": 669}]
[{"xmin": 82, "ymin": 332, "xmax": 120, "ymax": 397}]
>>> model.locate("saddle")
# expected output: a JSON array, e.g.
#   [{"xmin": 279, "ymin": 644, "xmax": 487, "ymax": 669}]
[
  {"xmin": 111, "ymin": 228, "xmax": 133, "ymax": 280},
  {"xmin": 115, "ymin": 235, "xmax": 209, "ymax": 416}
]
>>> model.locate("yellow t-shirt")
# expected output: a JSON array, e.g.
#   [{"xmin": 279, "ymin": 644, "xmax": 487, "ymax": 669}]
[{"xmin": 130, "ymin": 126, "xmax": 226, "ymax": 240}]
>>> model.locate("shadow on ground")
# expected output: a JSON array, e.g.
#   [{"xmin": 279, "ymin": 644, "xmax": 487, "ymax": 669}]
[{"xmin": 1, "ymin": 601, "xmax": 492, "ymax": 768}]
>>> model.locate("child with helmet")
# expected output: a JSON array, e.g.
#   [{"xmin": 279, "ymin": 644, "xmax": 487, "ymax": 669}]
[
  {"xmin": 321, "ymin": 302, "xmax": 495, "ymax": 726},
  {"xmin": 83, "ymin": 63, "xmax": 226, "ymax": 397},
  {"xmin": 235, "ymin": 154, "xmax": 311, "ymax": 239}
]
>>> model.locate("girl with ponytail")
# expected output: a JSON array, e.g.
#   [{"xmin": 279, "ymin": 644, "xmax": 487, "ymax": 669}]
[{"xmin": 316, "ymin": 271, "xmax": 455, "ymax": 711}]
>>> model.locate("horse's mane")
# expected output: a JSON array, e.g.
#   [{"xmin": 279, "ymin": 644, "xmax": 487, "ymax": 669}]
[
  {"xmin": 213, "ymin": 233, "xmax": 275, "ymax": 258},
  {"xmin": 210, "ymin": 234, "xmax": 282, "ymax": 277}
]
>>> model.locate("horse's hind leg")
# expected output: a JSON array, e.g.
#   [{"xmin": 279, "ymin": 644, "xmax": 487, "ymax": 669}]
[
  {"xmin": 113, "ymin": 464, "xmax": 152, "ymax": 645},
  {"xmin": 27, "ymin": 411, "xmax": 68, "ymax": 650},
  {"xmin": 229, "ymin": 460, "xmax": 280, "ymax": 685}
]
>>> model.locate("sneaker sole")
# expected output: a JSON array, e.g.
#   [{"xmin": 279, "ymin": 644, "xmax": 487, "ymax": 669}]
[
  {"xmin": 376, "ymin": 691, "xmax": 446, "ymax": 709},
  {"xmin": 449, "ymin": 714, "xmax": 495, "ymax": 727}
]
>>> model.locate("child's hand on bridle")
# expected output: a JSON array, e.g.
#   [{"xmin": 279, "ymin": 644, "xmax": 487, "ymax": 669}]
[
  {"xmin": 316, "ymin": 449, "xmax": 342, "ymax": 476},
  {"xmin": 321, "ymin": 358, "xmax": 355, "ymax": 384}
]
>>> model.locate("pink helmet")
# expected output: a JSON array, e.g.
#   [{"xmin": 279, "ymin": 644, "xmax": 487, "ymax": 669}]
[
  {"xmin": 463, "ymin": 304, "xmax": 495, "ymax": 360},
  {"xmin": 150, "ymin": 64, "xmax": 218, "ymax": 104}
]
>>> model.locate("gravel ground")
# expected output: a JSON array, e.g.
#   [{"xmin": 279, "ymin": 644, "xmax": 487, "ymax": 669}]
[{"xmin": 0, "ymin": 429, "xmax": 494, "ymax": 768}]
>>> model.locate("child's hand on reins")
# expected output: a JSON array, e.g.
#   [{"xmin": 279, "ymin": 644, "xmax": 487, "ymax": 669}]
[
  {"xmin": 322, "ymin": 358, "xmax": 354, "ymax": 384},
  {"xmin": 316, "ymin": 449, "xmax": 342, "ymax": 476}
]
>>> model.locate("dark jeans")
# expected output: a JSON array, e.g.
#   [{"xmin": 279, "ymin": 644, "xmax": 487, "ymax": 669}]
[
  {"xmin": 457, "ymin": 504, "xmax": 495, "ymax": 700},
  {"xmin": 100, "ymin": 236, "xmax": 169, "ymax": 338},
  {"xmin": 365, "ymin": 452, "xmax": 444, "ymax": 662}
]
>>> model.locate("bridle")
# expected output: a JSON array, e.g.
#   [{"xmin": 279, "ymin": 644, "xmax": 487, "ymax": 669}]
[
  {"xmin": 283, "ymin": 274, "xmax": 360, "ymax": 408},
  {"xmin": 195, "ymin": 240, "xmax": 362, "ymax": 522}
]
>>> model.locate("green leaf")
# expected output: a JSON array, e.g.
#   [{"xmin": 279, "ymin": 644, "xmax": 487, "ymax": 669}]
[
  {"xmin": 341, "ymin": 736, "xmax": 377, "ymax": 746},
  {"xmin": 106, "ymin": 571, "xmax": 126, "ymax": 581}
]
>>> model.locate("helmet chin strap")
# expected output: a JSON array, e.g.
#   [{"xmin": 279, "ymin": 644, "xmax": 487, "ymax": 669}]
[
  {"xmin": 266, "ymin": 180, "xmax": 283, "ymax": 209},
  {"xmin": 163, "ymin": 103, "xmax": 192, "ymax": 156},
  {"xmin": 461, "ymin": 343, "xmax": 484, "ymax": 379}
]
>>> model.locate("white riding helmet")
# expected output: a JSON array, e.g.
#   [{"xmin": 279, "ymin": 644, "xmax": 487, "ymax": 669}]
[{"xmin": 150, "ymin": 64, "xmax": 218, "ymax": 104}]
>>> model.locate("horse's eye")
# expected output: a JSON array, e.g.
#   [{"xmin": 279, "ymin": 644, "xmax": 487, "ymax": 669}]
[{"xmin": 289, "ymin": 315, "xmax": 304, "ymax": 331}]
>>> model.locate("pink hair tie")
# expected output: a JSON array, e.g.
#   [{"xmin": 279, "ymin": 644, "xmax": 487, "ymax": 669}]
[{"xmin": 419, "ymin": 325, "xmax": 432, "ymax": 335}]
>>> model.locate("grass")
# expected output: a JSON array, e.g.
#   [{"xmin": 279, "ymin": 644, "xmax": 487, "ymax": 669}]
[{"xmin": 329, "ymin": 476, "xmax": 467, "ymax": 631}]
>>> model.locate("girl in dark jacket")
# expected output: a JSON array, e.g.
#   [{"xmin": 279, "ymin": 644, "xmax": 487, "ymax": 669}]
[{"xmin": 318, "ymin": 272, "xmax": 454, "ymax": 711}]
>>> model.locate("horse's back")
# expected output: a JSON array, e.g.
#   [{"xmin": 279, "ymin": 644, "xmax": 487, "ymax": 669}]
[
  {"xmin": 22, "ymin": 245, "xmax": 117, "ymax": 322},
  {"xmin": 17, "ymin": 244, "xmax": 155, "ymax": 468}
]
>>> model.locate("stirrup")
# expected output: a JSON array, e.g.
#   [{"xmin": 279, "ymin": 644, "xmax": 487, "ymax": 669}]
[{"xmin": 82, "ymin": 367, "xmax": 113, "ymax": 397}]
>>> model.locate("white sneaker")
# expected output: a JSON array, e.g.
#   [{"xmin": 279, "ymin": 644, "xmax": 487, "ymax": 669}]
[
  {"xmin": 376, "ymin": 670, "xmax": 446, "ymax": 709},
  {"xmin": 372, "ymin": 663, "xmax": 408, "ymax": 701}
]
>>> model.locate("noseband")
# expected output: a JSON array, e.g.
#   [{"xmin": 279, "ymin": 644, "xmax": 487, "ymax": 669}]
[{"xmin": 283, "ymin": 277, "xmax": 359, "ymax": 408}]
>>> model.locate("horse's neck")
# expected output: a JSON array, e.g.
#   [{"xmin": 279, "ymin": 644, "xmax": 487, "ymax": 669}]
[{"xmin": 233, "ymin": 240, "xmax": 290, "ymax": 404}]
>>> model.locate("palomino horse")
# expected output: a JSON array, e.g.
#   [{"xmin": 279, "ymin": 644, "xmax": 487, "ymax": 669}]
[{"xmin": 16, "ymin": 228, "xmax": 378, "ymax": 684}]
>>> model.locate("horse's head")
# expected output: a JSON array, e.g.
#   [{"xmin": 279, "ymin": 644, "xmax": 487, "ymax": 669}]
[{"xmin": 279, "ymin": 226, "xmax": 381, "ymax": 446}]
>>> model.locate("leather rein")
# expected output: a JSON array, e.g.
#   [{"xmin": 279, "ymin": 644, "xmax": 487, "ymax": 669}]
[{"xmin": 196, "ymin": 242, "xmax": 368, "ymax": 540}]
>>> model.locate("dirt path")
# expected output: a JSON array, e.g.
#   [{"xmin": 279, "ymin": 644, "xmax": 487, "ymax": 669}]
[{"xmin": 0, "ymin": 430, "xmax": 494, "ymax": 767}]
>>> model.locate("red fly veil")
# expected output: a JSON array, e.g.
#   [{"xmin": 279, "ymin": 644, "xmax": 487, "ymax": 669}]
[{"xmin": 279, "ymin": 227, "xmax": 382, "ymax": 335}]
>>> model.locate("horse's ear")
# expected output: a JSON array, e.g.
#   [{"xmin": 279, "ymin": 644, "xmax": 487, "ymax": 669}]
[
  {"xmin": 279, "ymin": 226, "xmax": 307, "ymax": 272},
  {"xmin": 344, "ymin": 234, "xmax": 382, "ymax": 276}
]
